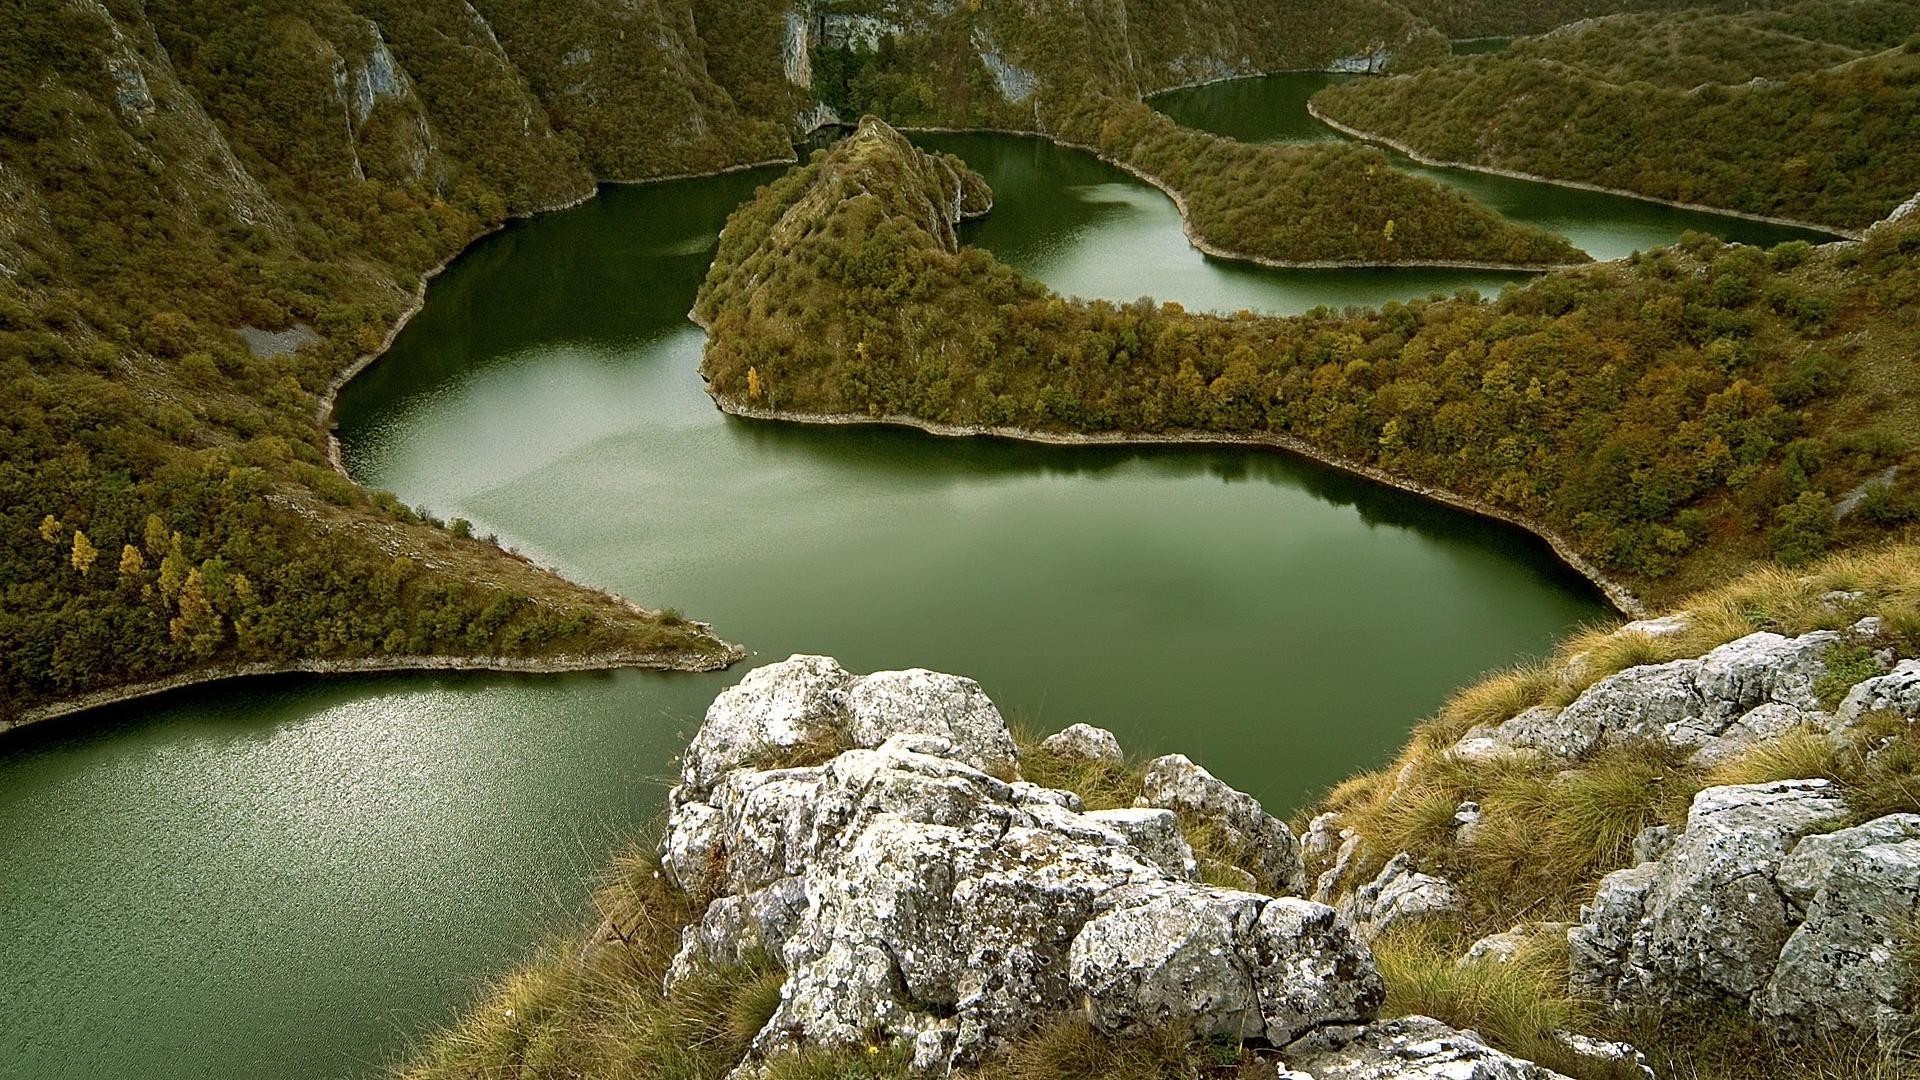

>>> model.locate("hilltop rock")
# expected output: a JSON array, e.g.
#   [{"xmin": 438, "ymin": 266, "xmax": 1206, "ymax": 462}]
[
  {"xmin": 676, "ymin": 654, "xmax": 1016, "ymax": 792},
  {"xmin": 660, "ymin": 659, "xmax": 1384, "ymax": 1071}
]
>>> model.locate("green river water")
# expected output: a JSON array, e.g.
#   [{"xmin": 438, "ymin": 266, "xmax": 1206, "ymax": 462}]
[{"xmin": 0, "ymin": 75, "xmax": 1835, "ymax": 1079}]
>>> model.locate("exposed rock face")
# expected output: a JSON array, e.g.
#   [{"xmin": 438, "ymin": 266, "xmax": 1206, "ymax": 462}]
[
  {"xmin": 1140, "ymin": 753, "xmax": 1308, "ymax": 896},
  {"xmin": 1759, "ymin": 815, "xmax": 1920, "ymax": 1044},
  {"xmin": 1339, "ymin": 852, "xmax": 1462, "ymax": 942},
  {"xmin": 1071, "ymin": 889, "xmax": 1381, "ymax": 1044},
  {"xmin": 1570, "ymin": 780, "xmax": 1920, "ymax": 1050},
  {"xmin": 1283, "ymin": 1015, "xmax": 1574, "ymax": 1079},
  {"xmin": 1453, "ymin": 623, "xmax": 1887, "ymax": 764},
  {"xmin": 1836, "ymin": 658, "xmax": 1920, "ymax": 732},
  {"xmin": 1040, "ymin": 722, "xmax": 1124, "ymax": 764},
  {"xmin": 1571, "ymin": 780, "xmax": 1851, "ymax": 1005},
  {"xmin": 661, "ymin": 658, "xmax": 1382, "ymax": 1071},
  {"xmin": 677, "ymin": 654, "xmax": 1017, "ymax": 790}
]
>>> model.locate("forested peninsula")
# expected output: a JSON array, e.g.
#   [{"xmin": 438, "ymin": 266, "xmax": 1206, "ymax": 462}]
[
  {"xmin": 698, "ymin": 118, "xmax": 1920, "ymax": 610},
  {"xmin": 1310, "ymin": 2, "xmax": 1920, "ymax": 231},
  {"xmin": 0, "ymin": 0, "xmax": 1605, "ymax": 722}
]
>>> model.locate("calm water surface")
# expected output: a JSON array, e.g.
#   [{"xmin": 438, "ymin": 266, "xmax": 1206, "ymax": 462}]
[
  {"xmin": 1149, "ymin": 72, "xmax": 1839, "ymax": 260},
  {"xmin": 7, "ymin": 78, "xmax": 1822, "ymax": 1080}
]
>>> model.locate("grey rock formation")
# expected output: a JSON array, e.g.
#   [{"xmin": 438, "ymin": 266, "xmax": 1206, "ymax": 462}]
[
  {"xmin": 1836, "ymin": 658, "xmax": 1920, "ymax": 731},
  {"xmin": 660, "ymin": 659, "xmax": 1382, "ymax": 1070},
  {"xmin": 677, "ymin": 655, "xmax": 1016, "ymax": 791},
  {"xmin": 1459, "ymin": 921, "xmax": 1572, "ymax": 967},
  {"xmin": 1085, "ymin": 807, "xmax": 1197, "ymax": 879},
  {"xmin": 1760, "ymin": 815, "xmax": 1920, "ymax": 1045},
  {"xmin": 1566, "ymin": 781, "xmax": 1920, "ymax": 1050},
  {"xmin": 1070, "ymin": 888, "xmax": 1381, "ymax": 1044},
  {"xmin": 1040, "ymin": 722, "xmax": 1124, "ymax": 764},
  {"xmin": 1140, "ymin": 752, "xmax": 1308, "ymax": 895},
  {"xmin": 1453, "ymin": 626, "xmax": 1887, "ymax": 764},
  {"xmin": 1282, "ymin": 1015, "xmax": 1574, "ymax": 1079},
  {"xmin": 1340, "ymin": 852, "xmax": 1461, "ymax": 942}
]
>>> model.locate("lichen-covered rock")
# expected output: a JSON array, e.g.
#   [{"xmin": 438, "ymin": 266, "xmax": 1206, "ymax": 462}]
[
  {"xmin": 1040, "ymin": 722, "xmax": 1125, "ymax": 764},
  {"xmin": 1773, "ymin": 813, "xmax": 1920, "ymax": 908},
  {"xmin": 1759, "ymin": 816, "xmax": 1920, "ymax": 1045},
  {"xmin": 846, "ymin": 668, "xmax": 1019, "ymax": 778},
  {"xmin": 679, "ymin": 655, "xmax": 1017, "ymax": 793},
  {"xmin": 660, "ymin": 659, "xmax": 1383, "ymax": 1071},
  {"xmin": 1340, "ymin": 852, "xmax": 1461, "ymax": 942},
  {"xmin": 1085, "ymin": 808, "xmax": 1197, "ymax": 878},
  {"xmin": 1068, "ymin": 886, "xmax": 1269, "ymax": 1040},
  {"xmin": 1569, "ymin": 780, "xmax": 1851, "ymax": 1009},
  {"xmin": 1140, "ymin": 753, "xmax": 1308, "ymax": 895},
  {"xmin": 1836, "ymin": 659, "xmax": 1920, "ymax": 730},
  {"xmin": 1282, "ymin": 1015, "xmax": 1574, "ymax": 1078},
  {"xmin": 1452, "ymin": 626, "xmax": 1886, "ymax": 765},
  {"xmin": 680, "ymin": 654, "xmax": 855, "ymax": 790}
]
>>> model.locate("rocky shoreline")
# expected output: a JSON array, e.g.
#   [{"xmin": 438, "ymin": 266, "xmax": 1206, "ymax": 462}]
[
  {"xmin": 316, "ymin": 153, "xmax": 800, "ymax": 475},
  {"xmin": 705, "ymin": 390, "xmax": 1646, "ymax": 617},
  {"xmin": 1304, "ymin": 103, "xmax": 1862, "ymax": 240}
]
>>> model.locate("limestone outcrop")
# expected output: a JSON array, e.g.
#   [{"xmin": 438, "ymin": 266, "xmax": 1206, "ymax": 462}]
[
  {"xmin": 1569, "ymin": 780, "xmax": 1920, "ymax": 1050},
  {"xmin": 1452, "ymin": 621, "xmax": 1890, "ymax": 766},
  {"xmin": 656, "ymin": 656, "xmax": 1570, "ymax": 1076}
]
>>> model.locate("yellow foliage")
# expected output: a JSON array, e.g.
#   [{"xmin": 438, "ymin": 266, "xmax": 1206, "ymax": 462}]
[{"xmin": 70, "ymin": 530, "xmax": 98, "ymax": 575}]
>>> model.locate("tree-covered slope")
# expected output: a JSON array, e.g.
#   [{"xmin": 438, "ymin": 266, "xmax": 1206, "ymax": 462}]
[
  {"xmin": 0, "ymin": 0, "xmax": 768, "ymax": 722},
  {"xmin": 1311, "ymin": 3, "xmax": 1920, "ymax": 230},
  {"xmin": 700, "ymin": 119, "xmax": 1920, "ymax": 608},
  {"xmin": 799, "ymin": 1, "xmax": 1587, "ymax": 266}
]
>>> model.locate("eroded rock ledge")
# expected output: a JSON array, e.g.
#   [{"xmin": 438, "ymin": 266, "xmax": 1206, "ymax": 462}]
[{"xmin": 651, "ymin": 655, "xmax": 1574, "ymax": 1077}]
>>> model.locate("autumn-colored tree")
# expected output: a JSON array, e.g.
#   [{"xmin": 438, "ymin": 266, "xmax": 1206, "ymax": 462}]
[
  {"xmin": 119, "ymin": 545, "xmax": 146, "ymax": 576},
  {"xmin": 38, "ymin": 514, "xmax": 60, "ymax": 543},
  {"xmin": 747, "ymin": 365, "xmax": 763, "ymax": 400},
  {"xmin": 71, "ymin": 531, "xmax": 98, "ymax": 575}
]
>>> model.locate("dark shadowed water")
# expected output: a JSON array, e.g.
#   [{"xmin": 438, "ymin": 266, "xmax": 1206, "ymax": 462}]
[{"xmin": 4, "ymin": 79, "xmax": 1825, "ymax": 1079}]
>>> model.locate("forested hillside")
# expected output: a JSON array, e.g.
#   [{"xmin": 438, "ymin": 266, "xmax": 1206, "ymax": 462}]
[
  {"xmin": 0, "ymin": 0, "xmax": 1815, "ymax": 718},
  {"xmin": 700, "ymin": 119, "xmax": 1920, "ymax": 607},
  {"xmin": 0, "ymin": 0, "xmax": 789, "ymax": 720},
  {"xmin": 1311, "ymin": 2, "xmax": 1920, "ymax": 230}
]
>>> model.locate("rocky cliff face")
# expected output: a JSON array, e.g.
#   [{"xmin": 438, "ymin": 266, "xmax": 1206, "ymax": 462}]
[{"xmin": 650, "ymin": 654, "xmax": 1592, "ymax": 1076}]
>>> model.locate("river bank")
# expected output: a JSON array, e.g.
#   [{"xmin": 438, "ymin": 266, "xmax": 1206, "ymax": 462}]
[
  {"xmin": 1305, "ymin": 102, "xmax": 1862, "ymax": 240},
  {"xmin": 900, "ymin": 123, "xmax": 1588, "ymax": 272},
  {"xmin": 5, "ymin": 640, "xmax": 748, "ymax": 737}
]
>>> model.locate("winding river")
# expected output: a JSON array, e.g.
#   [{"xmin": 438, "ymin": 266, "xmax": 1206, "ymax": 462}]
[{"xmin": 0, "ymin": 77, "xmax": 1835, "ymax": 1080}]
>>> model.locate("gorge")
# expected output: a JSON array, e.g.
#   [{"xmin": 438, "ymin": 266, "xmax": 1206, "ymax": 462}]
[{"xmin": 4, "ymin": 3, "xmax": 1919, "ymax": 1079}]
